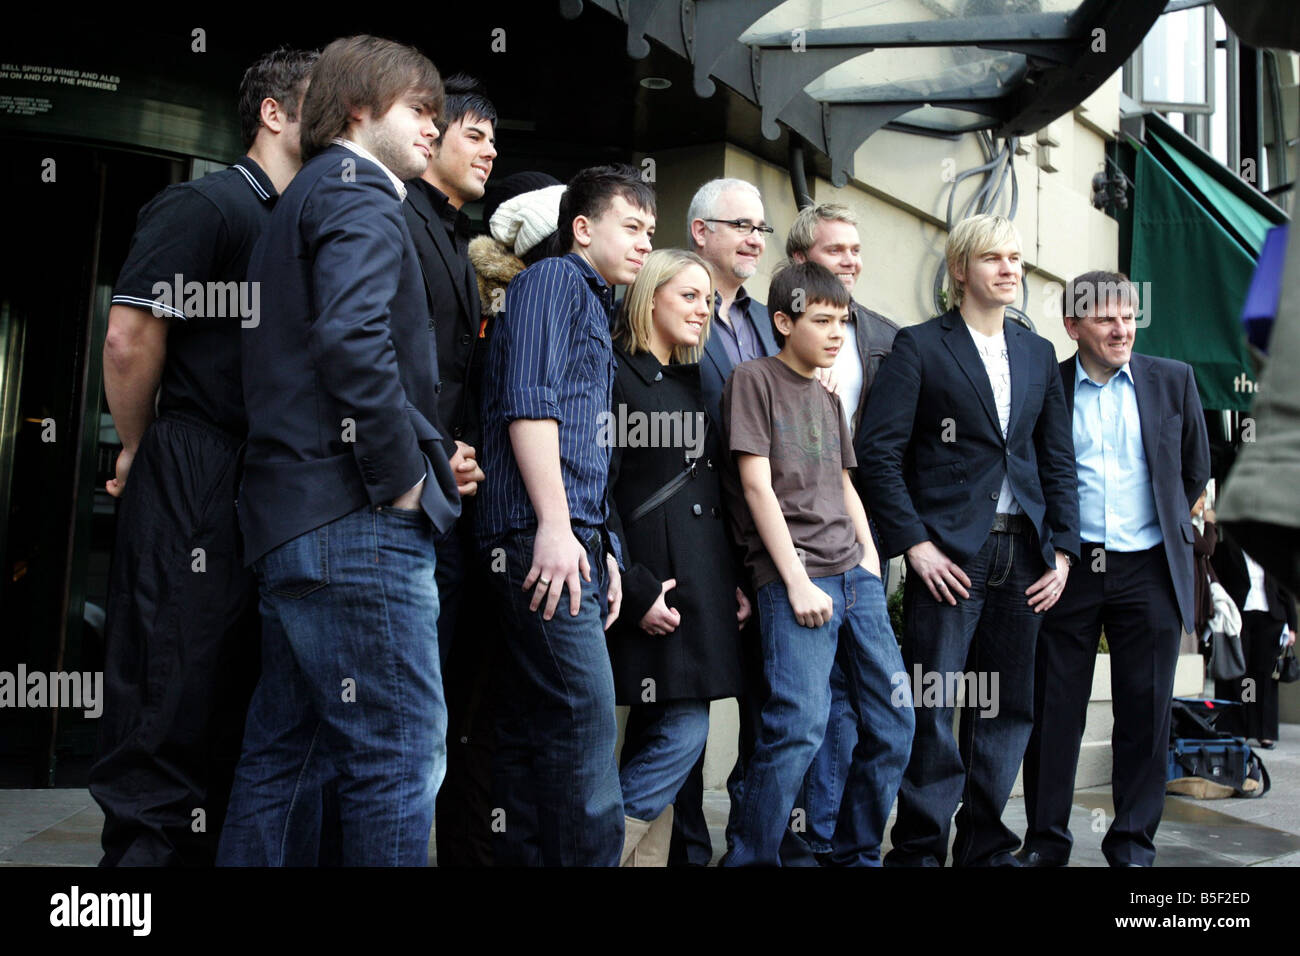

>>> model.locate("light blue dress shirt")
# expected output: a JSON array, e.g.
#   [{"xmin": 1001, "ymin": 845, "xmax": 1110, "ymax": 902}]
[{"xmin": 1073, "ymin": 356, "xmax": 1162, "ymax": 550}]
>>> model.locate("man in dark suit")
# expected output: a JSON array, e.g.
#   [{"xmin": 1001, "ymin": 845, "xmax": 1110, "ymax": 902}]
[
  {"xmin": 858, "ymin": 214, "xmax": 1079, "ymax": 867},
  {"xmin": 217, "ymin": 35, "xmax": 460, "ymax": 867},
  {"xmin": 402, "ymin": 74, "xmax": 496, "ymax": 866},
  {"xmin": 1018, "ymin": 270, "xmax": 1210, "ymax": 868}
]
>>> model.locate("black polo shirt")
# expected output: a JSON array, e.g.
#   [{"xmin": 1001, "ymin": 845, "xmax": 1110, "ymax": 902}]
[{"xmin": 111, "ymin": 157, "xmax": 278, "ymax": 438}]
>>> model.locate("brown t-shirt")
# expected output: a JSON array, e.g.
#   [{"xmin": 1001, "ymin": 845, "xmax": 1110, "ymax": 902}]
[{"xmin": 721, "ymin": 356, "xmax": 863, "ymax": 590}]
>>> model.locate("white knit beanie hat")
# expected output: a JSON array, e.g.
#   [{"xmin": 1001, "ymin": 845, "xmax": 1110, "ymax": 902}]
[{"xmin": 489, "ymin": 184, "xmax": 565, "ymax": 257}]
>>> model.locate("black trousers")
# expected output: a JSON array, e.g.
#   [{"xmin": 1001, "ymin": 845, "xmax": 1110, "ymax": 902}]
[
  {"xmin": 1021, "ymin": 544, "xmax": 1181, "ymax": 867},
  {"xmin": 1215, "ymin": 610, "xmax": 1285, "ymax": 742},
  {"xmin": 90, "ymin": 416, "xmax": 259, "ymax": 866}
]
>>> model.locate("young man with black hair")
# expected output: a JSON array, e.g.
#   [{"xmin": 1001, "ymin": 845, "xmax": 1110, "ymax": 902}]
[
  {"xmin": 477, "ymin": 163, "xmax": 655, "ymax": 866},
  {"xmin": 92, "ymin": 46, "xmax": 317, "ymax": 867},
  {"xmin": 402, "ymin": 73, "xmax": 495, "ymax": 865},
  {"xmin": 217, "ymin": 35, "xmax": 461, "ymax": 867},
  {"xmin": 720, "ymin": 261, "xmax": 913, "ymax": 867}
]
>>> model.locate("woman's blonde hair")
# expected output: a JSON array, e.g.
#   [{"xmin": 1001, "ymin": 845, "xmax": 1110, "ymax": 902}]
[
  {"xmin": 614, "ymin": 249, "xmax": 714, "ymax": 363},
  {"xmin": 944, "ymin": 214, "xmax": 1023, "ymax": 307}
]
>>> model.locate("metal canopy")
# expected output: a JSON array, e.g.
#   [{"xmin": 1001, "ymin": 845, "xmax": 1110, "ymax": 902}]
[{"xmin": 560, "ymin": 0, "xmax": 1168, "ymax": 186}]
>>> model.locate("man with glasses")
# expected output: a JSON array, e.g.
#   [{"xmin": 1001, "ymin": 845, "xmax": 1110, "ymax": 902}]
[{"xmin": 687, "ymin": 178, "xmax": 779, "ymax": 429}]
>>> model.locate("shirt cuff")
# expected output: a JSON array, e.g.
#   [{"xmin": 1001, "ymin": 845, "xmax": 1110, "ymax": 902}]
[{"xmin": 503, "ymin": 386, "xmax": 561, "ymax": 423}]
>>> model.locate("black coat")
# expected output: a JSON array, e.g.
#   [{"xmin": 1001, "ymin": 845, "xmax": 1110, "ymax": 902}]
[
  {"xmin": 403, "ymin": 178, "xmax": 485, "ymax": 452},
  {"xmin": 606, "ymin": 345, "xmax": 743, "ymax": 703}
]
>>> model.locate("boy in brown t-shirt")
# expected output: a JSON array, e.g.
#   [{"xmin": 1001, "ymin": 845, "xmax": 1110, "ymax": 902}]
[{"xmin": 720, "ymin": 261, "xmax": 913, "ymax": 867}]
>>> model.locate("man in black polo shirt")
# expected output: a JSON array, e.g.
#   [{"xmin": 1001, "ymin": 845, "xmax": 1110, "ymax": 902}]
[
  {"xmin": 401, "ymin": 73, "xmax": 495, "ymax": 866},
  {"xmin": 91, "ymin": 47, "xmax": 317, "ymax": 867}
]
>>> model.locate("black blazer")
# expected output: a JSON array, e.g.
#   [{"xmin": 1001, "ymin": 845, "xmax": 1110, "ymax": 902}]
[
  {"xmin": 857, "ymin": 308, "xmax": 1079, "ymax": 570},
  {"xmin": 240, "ymin": 144, "xmax": 460, "ymax": 564},
  {"xmin": 699, "ymin": 298, "xmax": 777, "ymax": 432},
  {"xmin": 403, "ymin": 179, "xmax": 485, "ymax": 452},
  {"xmin": 1060, "ymin": 352, "xmax": 1210, "ymax": 633}
]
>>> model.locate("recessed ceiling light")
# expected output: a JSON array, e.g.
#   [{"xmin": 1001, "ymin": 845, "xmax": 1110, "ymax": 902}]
[{"xmin": 640, "ymin": 76, "xmax": 672, "ymax": 90}]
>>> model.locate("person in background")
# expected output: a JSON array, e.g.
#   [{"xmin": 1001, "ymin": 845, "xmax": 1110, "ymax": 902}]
[
  {"xmin": 1212, "ymin": 532, "xmax": 1298, "ymax": 749},
  {"xmin": 93, "ymin": 46, "xmax": 317, "ymax": 867},
  {"xmin": 606, "ymin": 249, "xmax": 748, "ymax": 865}
]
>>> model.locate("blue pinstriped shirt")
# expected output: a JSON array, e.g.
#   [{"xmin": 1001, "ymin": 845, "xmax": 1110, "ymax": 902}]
[{"xmin": 475, "ymin": 253, "xmax": 622, "ymax": 560}]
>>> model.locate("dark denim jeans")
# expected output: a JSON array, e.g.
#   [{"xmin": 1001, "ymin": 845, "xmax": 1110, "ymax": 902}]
[
  {"xmin": 487, "ymin": 526, "xmax": 623, "ymax": 866},
  {"xmin": 216, "ymin": 504, "xmax": 444, "ymax": 867},
  {"xmin": 724, "ymin": 565, "xmax": 913, "ymax": 867},
  {"xmin": 886, "ymin": 528, "xmax": 1042, "ymax": 867},
  {"xmin": 619, "ymin": 700, "xmax": 710, "ymax": 821}
]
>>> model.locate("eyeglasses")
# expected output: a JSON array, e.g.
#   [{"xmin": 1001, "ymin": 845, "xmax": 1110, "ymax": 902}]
[{"xmin": 703, "ymin": 218, "xmax": 775, "ymax": 237}]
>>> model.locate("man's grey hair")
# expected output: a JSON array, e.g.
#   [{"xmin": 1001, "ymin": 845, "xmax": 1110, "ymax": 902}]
[{"xmin": 685, "ymin": 178, "xmax": 763, "ymax": 248}]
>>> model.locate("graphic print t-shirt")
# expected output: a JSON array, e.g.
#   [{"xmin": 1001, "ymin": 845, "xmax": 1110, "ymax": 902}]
[{"xmin": 722, "ymin": 356, "xmax": 862, "ymax": 590}]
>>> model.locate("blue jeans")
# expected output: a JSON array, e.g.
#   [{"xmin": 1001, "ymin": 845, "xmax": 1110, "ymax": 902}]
[
  {"xmin": 216, "ymin": 504, "xmax": 444, "ymax": 866},
  {"xmin": 886, "ymin": 528, "xmax": 1042, "ymax": 867},
  {"xmin": 619, "ymin": 700, "xmax": 710, "ymax": 821},
  {"xmin": 794, "ymin": 654, "xmax": 857, "ymax": 855},
  {"xmin": 488, "ymin": 526, "xmax": 623, "ymax": 866},
  {"xmin": 724, "ymin": 565, "xmax": 913, "ymax": 867}
]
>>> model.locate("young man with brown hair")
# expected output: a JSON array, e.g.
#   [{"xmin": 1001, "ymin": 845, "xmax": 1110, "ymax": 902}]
[{"xmin": 217, "ymin": 35, "xmax": 460, "ymax": 867}]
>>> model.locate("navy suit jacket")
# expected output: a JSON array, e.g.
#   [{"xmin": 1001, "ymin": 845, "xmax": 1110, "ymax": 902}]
[
  {"xmin": 700, "ymin": 299, "xmax": 777, "ymax": 429},
  {"xmin": 1060, "ymin": 352, "xmax": 1210, "ymax": 633},
  {"xmin": 857, "ymin": 308, "xmax": 1080, "ymax": 570},
  {"xmin": 239, "ymin": 144, "xmax": 460, "ymax": 564}
]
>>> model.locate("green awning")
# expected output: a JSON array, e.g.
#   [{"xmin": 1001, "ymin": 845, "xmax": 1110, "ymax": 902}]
[
  {"xmin": 1149, "ymin": 131, "xmax": 1274, "ymax": 255},
  {"xmin": 1129, "ymin": 146, "xmax": 1255, "ymax": 411}
]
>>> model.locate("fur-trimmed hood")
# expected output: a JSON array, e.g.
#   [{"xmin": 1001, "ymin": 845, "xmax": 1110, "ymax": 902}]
[{"xmin": 469, "ymin": 234, "xmax": 525, "ymax": 317}]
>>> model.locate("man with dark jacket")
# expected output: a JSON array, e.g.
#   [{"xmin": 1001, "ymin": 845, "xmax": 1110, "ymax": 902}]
[
  {"xmin": 1018, "ymin": 270, "xmax": 1210, "ymax": 867},
  {"xmin": 217, "ymin": 35, "xmax": 460, "ymax": 867},
  {"xmin": 402, "ymin": 74, "xmax": 495, "ymax": 866},
  {"xmin": 859, "ymin": 214, "xmax": 1079, "ymax": 867}
]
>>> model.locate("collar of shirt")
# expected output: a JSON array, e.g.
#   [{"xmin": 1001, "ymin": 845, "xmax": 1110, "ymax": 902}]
[
  {"xmin": 422, "ymin": 181, "xmax": 471, "ymax": 239},
  {"xmin": 564, "ymin": 251, "xmax": 614, "ymax": 315},
  {"xmin": 1075, "ymin": 354, "xmax": 1133, "ymax": 390},
  {"xmin": 331, "ymin": 137, "xmax": 406, "ymax": 200},
  {"xmin": 713, "ymin": 286, "xmax": 752, "ymax": 316},
  {"xmin": 231, "ymin": 156, "xmax": 278, "ymax": 204}
]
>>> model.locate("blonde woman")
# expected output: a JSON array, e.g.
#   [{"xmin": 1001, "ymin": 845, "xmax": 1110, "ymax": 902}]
[{"xmin": 607, "ymin": 249, "xmax": 750, "ymax": 865}]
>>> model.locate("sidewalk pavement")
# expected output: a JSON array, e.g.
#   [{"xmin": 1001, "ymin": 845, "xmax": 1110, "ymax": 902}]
[{"xmin": 3, "ymin": 723, "xmax": 1299, "ymax": 866}]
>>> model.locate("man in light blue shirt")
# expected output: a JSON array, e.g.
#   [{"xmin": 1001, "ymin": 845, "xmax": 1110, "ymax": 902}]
[{"xmin": 1018, "ymin": 270, "xmax": 1209, "ymax": 868}]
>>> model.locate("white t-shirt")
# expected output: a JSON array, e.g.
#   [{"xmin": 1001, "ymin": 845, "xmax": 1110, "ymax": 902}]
[
  {"xmin": 834, "ymin": 315, "xmax": 864, "ymax": 433},
  {"xmin": 966, "ymin": 323, "xmax": 1021, "ymax": 515}
]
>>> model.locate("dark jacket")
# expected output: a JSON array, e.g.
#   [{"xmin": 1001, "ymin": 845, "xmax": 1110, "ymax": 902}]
[
  {"xmin": 849, "ymin": 300, "xmax": 901, "ymax": 433},
  {"xmin": 1212, "ymin": 528, "xmax": 1298, "ymax": 630},
  {"xmin": 606, "ymin": 345, "xmax": 743, "ymax": 703},
  {"xmin": 857, "ymin": 308, "xmax": 1080, "ymax": 570},
  {"xmin": 403, "ymin": 178, "xmax": 485, "ymax": 452},
  {"xmin": 1194, "ymin": 519, "xmax": 1218, "ymax": 638},
  {"xmin": 699, "ymin": 297, "xmax": 778, "ymax": 433},
  {"xmin": 1060, "ymin": 352, "xmax": 1211, "ymax": 634},
  {"xmin": 240, "ymin": 144, "xmax": 460, "ymax": 564}
]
